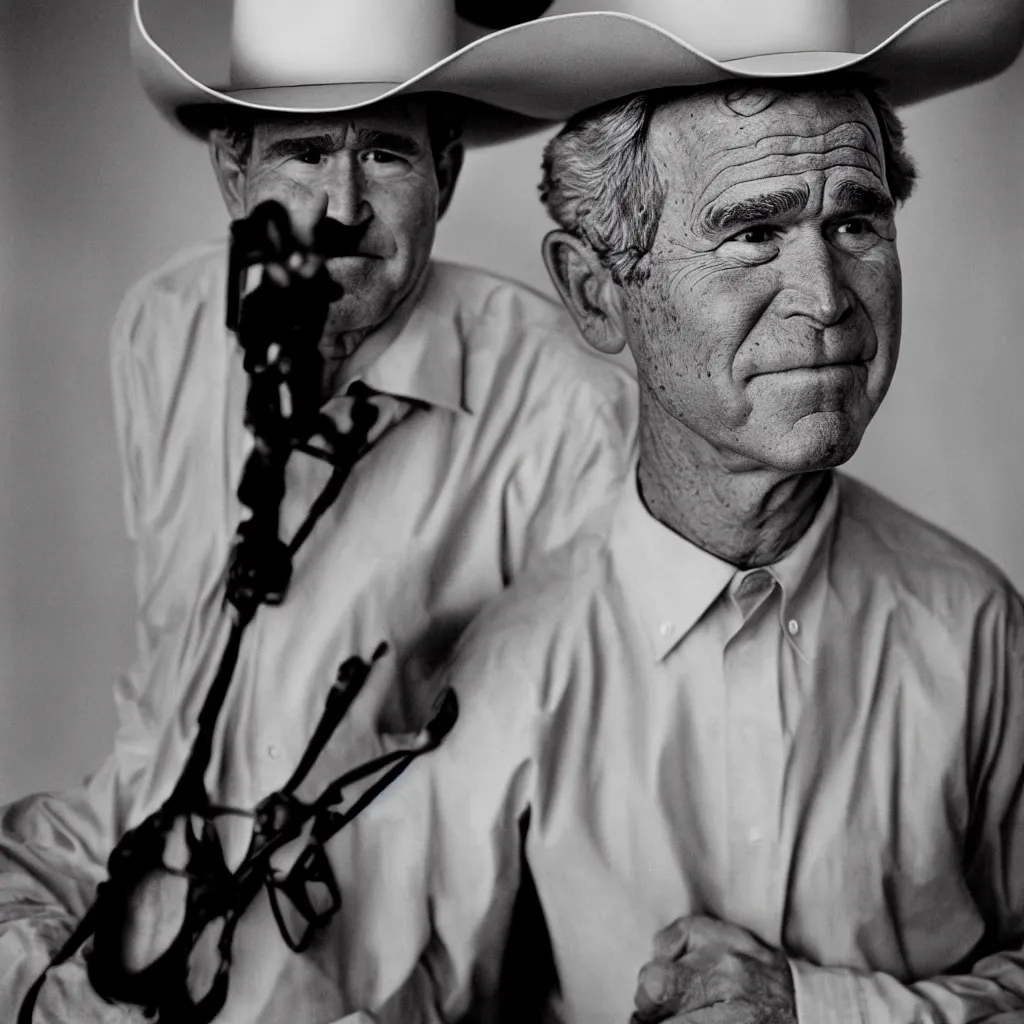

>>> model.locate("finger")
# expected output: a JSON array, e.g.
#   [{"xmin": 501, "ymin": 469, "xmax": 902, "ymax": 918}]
[
  {"xmin": 654, "ymin": 916, "xmax": 765, "ymax": 960},
  {"xmin": 634, "ymin": 961, "xmax": 684, "ymax": 1021},
  {"xmin": 676, "ymin": 1006, "xmax": 753, "ymax": 1024},
  {"xmin": 653, "ymin": 915, "xmax": 721, "ymax": 960},
  {"xmin": 634, "ymin": 959, "xmax": 717, "ymax": 1021}
]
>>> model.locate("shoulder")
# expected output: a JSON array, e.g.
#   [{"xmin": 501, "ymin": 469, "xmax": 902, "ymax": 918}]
[
  {"xmin": 834, "ymin": 473, "xmax": 1022, "ymax": 624},
  {"xmin": 110, "ymin": 244, "xmax": 235, "ymax": 469},
  {"xmin": 444, "ymin": 521, "xmax": 617, "ymax": 717},
  {"xmin": 117, "ymin": 242, "xmax": 226, "ymax": 319},
  {"xmin": 113, "ymin": 243, "xmax": 227, "ymax": 362},
  {"xmin": 431, "ymin": 261, "xmax": 637, "ymax": 428}
]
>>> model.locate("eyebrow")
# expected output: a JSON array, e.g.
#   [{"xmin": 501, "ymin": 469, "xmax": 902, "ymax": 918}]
[
  {"xmin": 261, "ymin": 128, "xmax": 424, "ymax": 161},
  {"xmin": 261, "ymin": 133, "xmax": 338, "ymax": 160},
  {"xmin": 353, "ymin": 128, "xmax": 423, "ymax": 158},
  {"xmin": 830, "ymin": 180, "xmax": 895, "ymax": 218},
  {"xmin": 701, "ymin": 184, "xmax": 811, "ymax": 235}
]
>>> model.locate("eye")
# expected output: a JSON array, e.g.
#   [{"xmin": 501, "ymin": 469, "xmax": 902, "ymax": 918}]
[
  {"xmin": 732, "ymin": 225, "xmax": 777, "ymax": 245},
  {"xmin": 362, "ymin": 150, "xmax": 405, "ymax": 166},
  {"xmin": 359, "ymin": 149, "xmax": 413, "ymax": 178},
  {"xmin": 836, "ymin": 218, "xmax": 871, "ymax": 235},
  {"xmin": 294, "ymin": 150, "xmax": 323, "ymax": 166}
]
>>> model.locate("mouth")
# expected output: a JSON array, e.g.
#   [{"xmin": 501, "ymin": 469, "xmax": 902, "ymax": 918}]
[
  {"xmin": 325, "ymin": 253, "xmax": 383, "ymax": 273},
  {"xmin": 754, "ymin": 360, "xmax": 866, "ymax": 378}
]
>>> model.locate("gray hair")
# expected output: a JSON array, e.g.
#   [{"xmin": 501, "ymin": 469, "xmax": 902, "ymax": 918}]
[{"xmin": 540, "ymin": 78, "xmax": 918, "ymax": 286}]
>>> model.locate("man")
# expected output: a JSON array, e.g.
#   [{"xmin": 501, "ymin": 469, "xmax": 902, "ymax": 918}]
[
  {"xmin": 323, "ymin": 2, "xmax": 1024, "ymax": 1022},
  {"xmin": 0, "ymin": 2, "xmax": 636, "ymax": 1021}
]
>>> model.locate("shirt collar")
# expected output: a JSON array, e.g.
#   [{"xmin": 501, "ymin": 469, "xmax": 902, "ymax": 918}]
[
  {"xmin": 610, "ymin": 464, "xmax": 736, "ymax": 661},
  {"xmin": 609, "ymin": 463, "xmax": 840, "ymax": 663},
  {"xmin": 764, "ymin": 473, "xmax": 839, "ymax": 661},
  {"xmin": 335, "ymin": 263, "xmax": 468, "ymax": 415}
]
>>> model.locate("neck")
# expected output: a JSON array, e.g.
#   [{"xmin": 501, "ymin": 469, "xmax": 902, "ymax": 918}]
[
  {"xmin": 317, "ymin": 267, "xmax": 431, "ymax": 404},
  {"xmin": 636, "ymin": 393, "xmax": 831, "ymax": 569},
  {"xmin": 319, "ymin": 328, "xmax": 373, "ymax": 402}
]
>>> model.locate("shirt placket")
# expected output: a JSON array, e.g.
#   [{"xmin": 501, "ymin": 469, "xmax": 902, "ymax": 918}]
[
  {"xmin": 240, "ymin": 390, "xmax": 413, "ymax": 800},
  {"xmin": 721, "ymin": 571, "xmax": 787, "ymax": 946}
]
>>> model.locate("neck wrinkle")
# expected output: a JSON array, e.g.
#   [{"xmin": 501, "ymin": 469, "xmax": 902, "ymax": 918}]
[
  {"xmin": 318, "ymin": 264, "xmax": 432, "ymax": 403},
  {"xmin": 636, "ymin": 396, "xmax": 831, "ymax": 570}
]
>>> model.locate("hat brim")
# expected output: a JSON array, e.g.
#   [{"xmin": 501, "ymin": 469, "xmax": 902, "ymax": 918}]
[{"xmin": 133, "ymin": 0, "xmax": 1024, "ymax": 145}]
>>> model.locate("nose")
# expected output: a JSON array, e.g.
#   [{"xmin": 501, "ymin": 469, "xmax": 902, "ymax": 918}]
[
  {"xmin": 778, "ymin": 233, "xmax": 851, "ymax": 327},
  {"xmin": 324, "ymin": 154, "xmax": 372, "ymax": 227}
]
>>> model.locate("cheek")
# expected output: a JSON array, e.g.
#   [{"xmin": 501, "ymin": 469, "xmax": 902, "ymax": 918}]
[
  {"xmin": 624, "ymin": 275, "xmax": 692, "ymax": 390},
  {"xmin": 628, "ymin": 267, "xmax": 767, "ymax": 391},
  {"xmin": 855, "ymin": 250, "xmax": 902, "ymax": 343},
  {"xmin": 243, "ymin": 170, "xmax": 315, "ymax": 213},
  {"xmin": 374, "ymin": 178, "xmax": 439, "ymax": 262}
]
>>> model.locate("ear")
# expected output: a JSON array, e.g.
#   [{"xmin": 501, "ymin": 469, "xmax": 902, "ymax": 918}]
[
  {"xmin": 435, "ymin": 140, "xmax": 465, "ymax": 221},
  {"xmin": 542, "ymin": 230, "xmax": 627, "ymax": 354},
  {"xmin": 209, "ymin": 132, "xmax": 248, "ymax": 220}
]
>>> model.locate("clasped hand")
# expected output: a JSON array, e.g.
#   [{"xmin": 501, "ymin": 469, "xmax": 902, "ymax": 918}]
[{"xmin": 632, "ymin": 915, "xmax": 797, "ymax": 1024}]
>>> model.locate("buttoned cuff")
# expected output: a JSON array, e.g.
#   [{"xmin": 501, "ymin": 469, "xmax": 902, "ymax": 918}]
[{"xmin": 789, "ymin": 958, "xmax": 865, "ymax": 1024}]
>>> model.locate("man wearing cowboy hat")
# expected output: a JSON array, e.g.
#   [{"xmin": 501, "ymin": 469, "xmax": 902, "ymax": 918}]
[
  {"xmin": 0, "ymin": 2, "xmax": 641, "ymax": 1022},
  {"xmin": 313, "ymin": 1, "xmax": 1024, "ymax": 1022}
]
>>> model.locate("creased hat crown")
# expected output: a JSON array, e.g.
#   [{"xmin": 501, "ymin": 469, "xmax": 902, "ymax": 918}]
[{"xmin": 230, "ymin": 0, "xmax": 457, "ymax": 89}]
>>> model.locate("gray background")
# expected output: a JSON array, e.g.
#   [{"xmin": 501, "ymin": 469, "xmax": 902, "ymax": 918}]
[{"xmin": 1, "ymin": 1, "xmax": 1022, "ymax": 804}]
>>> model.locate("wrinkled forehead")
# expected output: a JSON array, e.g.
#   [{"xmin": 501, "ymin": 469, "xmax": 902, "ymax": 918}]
[
  {"xmin": 253, "ymin": 98, "xmax": 433, "ymax": 146},
  {"xmin": 650, "ymin": 85, "xmax": 886, "ymax": 215}
]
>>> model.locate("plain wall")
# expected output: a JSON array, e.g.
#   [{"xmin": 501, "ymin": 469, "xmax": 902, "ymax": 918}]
[{"xmin": 1, "ymin": 2, "xmax": 1022, "ymax": 803}]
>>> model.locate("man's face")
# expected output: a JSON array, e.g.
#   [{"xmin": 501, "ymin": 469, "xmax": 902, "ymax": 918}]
[
  {"xmin": 233, "ymin": 100, "xmax": 447, "ymax": 341},
  {"xmin": 624, "ymin": 86, "xmax": 902, "ymax": 473}
]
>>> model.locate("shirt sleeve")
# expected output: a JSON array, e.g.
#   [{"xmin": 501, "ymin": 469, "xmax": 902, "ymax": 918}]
[
  {"xmin": 0, "ymin": 272, "xmax": 213, "ymax": 1023},
  {"xmin": 379, "ymin": 607, "xmax": 541, "ymax": 1024},
  {"xmin": 0, "ymin": 755, "xmax": 149, "ymax": 1022},
  {"xmin": 502, "ymin": 352, "xmax": 636, "ymax": 578},
  {"xmin": 789, "ymin": 587, "xmax": 1024, "ymax": 1023},
  {"xmin": 110, "ymin": 277, "xmax": 186, "ymax": 756},
  {"xmin": 108, "ymin": 264, "xmax": 234, "ymax": 759}
]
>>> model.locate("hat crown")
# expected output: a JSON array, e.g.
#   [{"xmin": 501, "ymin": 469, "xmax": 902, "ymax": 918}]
[
  {"xmin": 229, "ymin": 0, "xmax": 457, "ymax": 89},
  {"xmin": 549, "ymin": 0, "xmax": 854, "ymax": 60}
]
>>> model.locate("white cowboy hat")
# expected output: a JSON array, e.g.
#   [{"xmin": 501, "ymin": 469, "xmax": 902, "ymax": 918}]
[{"xmin": 133, "ymin": 0, "xmax": 1024, "ymax": 144}]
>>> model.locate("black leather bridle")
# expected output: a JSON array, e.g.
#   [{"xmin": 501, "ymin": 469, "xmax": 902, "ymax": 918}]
[{"xmin": 18, "ymin": 201, "xmax": 458, "ymax": 1023}]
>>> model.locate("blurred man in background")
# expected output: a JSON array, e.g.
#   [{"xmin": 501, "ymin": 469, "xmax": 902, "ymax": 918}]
[{"xmin": 0, "ymin": 2, "xmax": 636, "ymax": 1021}]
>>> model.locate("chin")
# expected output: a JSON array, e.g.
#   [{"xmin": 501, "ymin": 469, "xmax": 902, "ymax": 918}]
[
  {"xmin": 324, "ymin": 290, "xmax": 391, "ymax": 333},
  {"xmin": 759, "ymin": 413, "xmax": 866, "ymax": 473}
]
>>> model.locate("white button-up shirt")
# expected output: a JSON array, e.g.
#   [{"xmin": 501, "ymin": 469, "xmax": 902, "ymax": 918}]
[
  {"xmin": 365, "ymin": 468, "xmax": 1024, "ymax": 1024},
  {"xmin": 0, "ymin": 246, "xmax": 637, "ymax": 1023}
]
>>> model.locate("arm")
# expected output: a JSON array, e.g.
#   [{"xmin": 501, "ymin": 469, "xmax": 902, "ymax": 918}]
[
  {"xmin": 632, "ymin": 592, "xmax": 1024, "ymax": 1024},
  {"xmin": 421, "ymin": 643, "xmax": 539, "ymax": 1022},
  {"xmin": 0, "ymin": 755, "xmax": 148, "ymax": 1022},
  {"xmin": 0, "ymin": 263, "xmax": 224, "ymax": 1022},
  {"xmin": 338, "ymin": 607, "xmax": 541, "ymax": 1024},
  {"xmin": 787, "ymin": 591, "xmax": 1024, "ymax": 1023},
  {"xmin": 108, "ymin": 258, "xmax": 237, "ymax": 752}
]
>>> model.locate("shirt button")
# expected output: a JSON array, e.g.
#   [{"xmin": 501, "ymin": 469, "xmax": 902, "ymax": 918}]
[
  {"xmin": 748, "ymin": 826, "xmax": 763, "ymax": 844},
  {"xmin": 659, "ymin": 621, "xmax": 676, "ymax": 637},
  {"xmin": 267, "ymin": 744, "xmax": 281, "ymax": 760},
  {"xmin": 787, "ymin": 618, "xmax": 800, "ymax": 636}
]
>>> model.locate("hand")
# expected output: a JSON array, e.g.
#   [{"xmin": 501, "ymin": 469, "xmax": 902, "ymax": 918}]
[{"xmin": 632, "ymin": 915, "xmax": 797, "ymax": 1024}]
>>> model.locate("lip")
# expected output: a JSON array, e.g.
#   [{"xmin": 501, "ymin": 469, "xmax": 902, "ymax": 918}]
[{"xmin": 752, "ymin": 361, "xmax": 866, "ymax": 378}]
